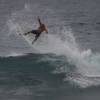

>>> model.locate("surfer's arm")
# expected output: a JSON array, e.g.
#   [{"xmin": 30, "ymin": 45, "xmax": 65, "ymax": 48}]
[{"xmin": 38, "ymin": 17, "xmax": 42, "ymax": 25}]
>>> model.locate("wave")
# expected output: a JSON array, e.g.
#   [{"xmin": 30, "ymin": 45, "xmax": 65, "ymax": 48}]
[
  {"xmin": 0, "ymin": 53, "xmax": 100, "ymax": 89},
  {"xmin": 4, "ymin": 4, "xmax": 100, "ymax": 88},
  {"xmin": 0, "ymin": 52, "xmax": 27, "ymax": 58}
]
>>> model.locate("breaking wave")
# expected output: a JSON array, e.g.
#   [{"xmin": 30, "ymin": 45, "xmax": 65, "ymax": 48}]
[{"xmin": 4, "ymin": 4, "xmax": 100, "ymax": 88}]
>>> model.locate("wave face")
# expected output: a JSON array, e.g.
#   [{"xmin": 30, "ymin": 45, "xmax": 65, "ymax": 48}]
[{"xmin": 0, "ymin": 53, "xmax": 100, "ymax": 100}]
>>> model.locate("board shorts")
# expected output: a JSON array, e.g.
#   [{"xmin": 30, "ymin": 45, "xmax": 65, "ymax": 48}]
[
  {"xmin": 30, "ymin": 30, "xmax": 40, "ymax": 35},
  {"xmin": 30, "ymin": 30, "xmax": 41, "ymax": 38}
]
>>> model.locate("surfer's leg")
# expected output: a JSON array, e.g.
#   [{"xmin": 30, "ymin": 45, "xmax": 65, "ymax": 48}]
[
  {"xmin": 24, "ymin": 30, "xmax": 36, "ymax": 35},
  {"xmin": 32, "ymin": 33, "xmax": 40, "ymax": 44},
  {"xmin": 24, "ymin": 31, "xmax": 31, "ymax": 35},
  {"xmin": 32, "ymin": 36, "xmax": 39, "ymax": 44},
  {"xmin": 31, "ymin": 30, "xmax": 38, "ymax": 35}
]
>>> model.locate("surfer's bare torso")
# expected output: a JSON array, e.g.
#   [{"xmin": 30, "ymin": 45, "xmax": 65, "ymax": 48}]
[{"xmin": 37, "ymin": 19, "xmax": 48, "ymax": 33}]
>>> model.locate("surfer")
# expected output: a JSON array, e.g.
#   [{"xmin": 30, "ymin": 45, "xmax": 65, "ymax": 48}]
[{"xmin": 24, "ymin": 17, "xmax": 48, "ymax": 44}]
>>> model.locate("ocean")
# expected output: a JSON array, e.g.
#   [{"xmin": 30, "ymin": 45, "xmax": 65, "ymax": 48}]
[{"xmin": 0, "ymin": 0, "xmax": 100, "ymax": 100}]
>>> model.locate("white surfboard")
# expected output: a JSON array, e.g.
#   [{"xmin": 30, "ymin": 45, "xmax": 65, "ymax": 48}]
[
  {"xmin": 21, "ymin": 32, "xmax": 36, "ymax": 46},
  {"xmin": 16, "ymin": 25, "xmax": 36, "ymax": 46}
]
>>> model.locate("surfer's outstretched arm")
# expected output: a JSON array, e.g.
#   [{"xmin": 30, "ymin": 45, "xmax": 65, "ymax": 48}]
[{"xmin": 38, "ymin": 17, "xmax": 42, "ymax": 25}]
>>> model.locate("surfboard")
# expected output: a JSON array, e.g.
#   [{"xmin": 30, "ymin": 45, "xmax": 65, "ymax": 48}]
[
  {"xmin": 20, "ymin": 32, "xmax": 36, "ymax": 45},
  {"xmin": 16, "ymin": 25, "xmax": 36, "ymax": 46}
]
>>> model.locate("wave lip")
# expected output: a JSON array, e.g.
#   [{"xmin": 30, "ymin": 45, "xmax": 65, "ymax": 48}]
[{"xmin": 1, "ymin": 52, "xmax": 27, "ymax": 58}]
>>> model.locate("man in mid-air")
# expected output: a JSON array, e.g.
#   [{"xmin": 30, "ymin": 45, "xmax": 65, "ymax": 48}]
[{"xmin": 24, "ymin": 17, "xmax": 48, "ymax": 44}]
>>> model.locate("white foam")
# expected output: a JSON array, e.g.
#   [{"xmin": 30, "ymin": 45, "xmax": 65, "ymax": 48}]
[
  {"xmin": 4, "ymin": 52, "xmax": 26, "ymax": 57},
  {"xmin": 31, "ymin": 28, "xmax": 100, "ymax": 87}
]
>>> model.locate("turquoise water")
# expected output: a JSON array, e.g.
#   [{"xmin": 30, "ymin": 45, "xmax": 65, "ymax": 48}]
[{"xmin": 0, "ymin": 53, "xmax": 100, "ymax": 100}]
